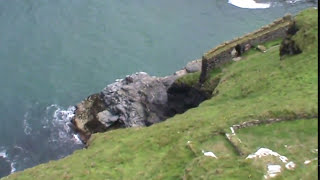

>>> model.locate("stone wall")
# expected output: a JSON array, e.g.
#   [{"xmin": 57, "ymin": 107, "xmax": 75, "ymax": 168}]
[{"xmin": 200, "ymin": 15, "xmax": 293, "ymax": 83}]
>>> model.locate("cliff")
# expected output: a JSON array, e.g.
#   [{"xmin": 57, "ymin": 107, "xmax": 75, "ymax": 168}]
[
  {"xmin": 1, "ymin": 8, "xmax": 318, "ymax": 180},
  {"xmin": 71, "ymin": 60, "xmax": 206, "ymax": 143},
  {"xmin": 70, "ymin": 10, "xmax": 297, "ymax": 144}
]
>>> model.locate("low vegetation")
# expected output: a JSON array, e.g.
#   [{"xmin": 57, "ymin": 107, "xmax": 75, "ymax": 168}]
[{"xmin": 2, "ymin": 8, "xmax": 317, "ymax": 180}]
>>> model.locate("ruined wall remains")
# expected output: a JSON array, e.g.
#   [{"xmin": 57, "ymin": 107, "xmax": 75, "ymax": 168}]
[{"xmin": 199, "ymin": 14, "xmax": 293, "ymax": 83}]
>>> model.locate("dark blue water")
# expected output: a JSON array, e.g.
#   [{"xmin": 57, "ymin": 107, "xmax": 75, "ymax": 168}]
[{"xmin": 0, "ymin": 0, "xmax": 317, "ymax": 177}]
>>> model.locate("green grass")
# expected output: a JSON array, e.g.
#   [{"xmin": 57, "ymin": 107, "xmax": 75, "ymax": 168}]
[
  {"xmin": 237, "ymin": 119, "xmax": 318, "ymax": 180},
  {"xmin": 174, "ymin": 66, "xmax": 222, "ymax": 94},
  {"xmin": 175, "ymin": 72, "xmax": 201, "ymax": 87},
  {"xmin": 293, "ymin": 8, "xmax": 318, "ymax": 52},
  {"xmin": 204, "ymin": 16, "xmax": 292, "ymax": 59},
  {"xmin": 2, "ymin": 8, "xmax": 317, "ymax": 180}
]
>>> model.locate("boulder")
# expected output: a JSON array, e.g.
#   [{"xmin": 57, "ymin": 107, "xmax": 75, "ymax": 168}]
[
  {"xmin": 174, "ymin": 69, "xmax": 188, "ymax": 77},
  {"xmin": 96, "ymin": 110, "xmax": 119, "ymax": 127},
  {"xmin": 232, "ymin": 57, "xmax": 242, "ymax": 62},
  {"xmin": 231, "ymin": 48, "xmax": 237, "ymax": 58},
  {"xmin": 185, "ymin": 59, "xmax": 202, "ymax": 73},
  {"xmin": 256, "ymin": 45, "xmax": 267, "ymax": 52}
]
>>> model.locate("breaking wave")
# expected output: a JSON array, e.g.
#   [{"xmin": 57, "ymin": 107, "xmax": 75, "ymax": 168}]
[
  {"xmin": 228, "ymin": 0, "xmax": 271, "ymax": 9},
  {"xmin": 228, "ymin": 0, "xmax": 317, "ymax": 9}
]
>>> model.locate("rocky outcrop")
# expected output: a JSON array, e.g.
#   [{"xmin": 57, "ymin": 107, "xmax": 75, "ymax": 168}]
[
  {"xmin": 71, "ymin": 59, "xmax": 207, "ymax": 143},
  {"xmin": 101, "ymin": 72, "xmax": 170, "ymax": 127},
  {"xmin": 70, "ymin": 56, "xmax": 210, "ymax": 143},
  {"xmin": 71, "ymin": 93, "xmax": 108, "ymax": 141},
  {"xmin": 72, "ymin": 72, "xmax": 172, "ymax": 143},
  {"xmin": 280, "ymin": 21, "xmax": 302, "ymax": 58}
]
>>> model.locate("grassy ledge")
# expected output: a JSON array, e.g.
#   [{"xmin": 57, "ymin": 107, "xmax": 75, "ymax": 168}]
[{"xmin": 2, "ymin": 8, "xmax": 318, "ymax": 180}]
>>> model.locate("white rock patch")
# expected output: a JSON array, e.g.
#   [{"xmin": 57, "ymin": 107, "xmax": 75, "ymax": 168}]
[
  {"xmin": 311, "ymin": 149, "xmax": 318, "ymax": 153},
  {"xmin": 230, "ymin": 127, "xmax": 235, "ymax": 135},
  {"xmin": 285, "ymin": 161, "xmax": 296, "ymax": 170},
  {"xmin": 202, "ymin": 150, "xmax": 218, "ymax": 159},
  {"xmin": 226, "ymin": 127, "xmax": 242, "ymax": 143},
  {"xmin": 264, "ymin": 164, "xmax": 282, "ymax": 179},
  {"xmin": 304, "ymin": 158, "xmax": 317, "ymax": 165},
  {"xmin": 247, "ymin": 148, "xmax": 296, "ymax": 179},
  {"xmin": 304, "ymin": 160, "xmax": 311, "ymax": 165},
  {"xmin": 246, "ymin": 148, "xmax": 288, "ymax": 163}
]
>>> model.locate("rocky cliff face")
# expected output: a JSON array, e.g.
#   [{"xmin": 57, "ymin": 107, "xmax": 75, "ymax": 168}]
[
  {"xmin": 71, "ymin": 60, "xmax": 207, "ymax": 143},
  {"xmin": 280, "ymin": 21, "xmax": 302, "ymax": 58}
]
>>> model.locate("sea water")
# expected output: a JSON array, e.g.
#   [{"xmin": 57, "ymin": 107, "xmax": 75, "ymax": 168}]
[{"xmin": 0, "ymin": 0, "xmax": 317, "ymax": 177}]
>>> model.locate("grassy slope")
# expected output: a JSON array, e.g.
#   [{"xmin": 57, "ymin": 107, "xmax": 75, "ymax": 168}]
[{"xmin": 3, "ymin": 8, "xmax": 317, "ymax": 180}]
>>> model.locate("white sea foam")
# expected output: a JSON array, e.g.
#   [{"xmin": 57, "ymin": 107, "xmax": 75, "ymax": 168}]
[
  {"xmin": 13, "ymin": 145, "xmax": 24, "ymax": 151},
  {"xmin": 44, "ymin": 104, "xmax": 83, "ymax": 145},
  {"xmin": 228, "ymin": 0, "xmax": 271, "ymax": 9},
  {"xmin": 285, "ymin": 0, "xmax": 304, "ymax": 4},
  {"xmin": 73, "ymin": 134, "xmax": 83, "ymax": 144},
  {"xmin": 3, "ymin": 104, "xmax": 82, "ymax": 177},
  {"xmin": 53, "ymin": 105, "xmax": 75, "ymax": 122},
  {"xmin": 0, "ymin": 149, "xmax": 7, "ymax": 158},
  {"xmin": 23, "ymin": 112, "xmax": 32, "ymax": 135},
  {"xmin": 10, "ymin": 162, "xmax": 16, "ymax": 173},
  {"xmin": 0, "ymin": 147, "xmax": 15, "ymax": 174}
]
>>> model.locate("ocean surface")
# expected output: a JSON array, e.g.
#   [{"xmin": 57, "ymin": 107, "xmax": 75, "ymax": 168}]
[{"xmin": 0, "ymin": 0, "xmax": 317, "ymax": 177}]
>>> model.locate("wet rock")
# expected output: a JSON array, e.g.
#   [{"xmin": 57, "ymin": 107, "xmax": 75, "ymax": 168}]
[{"xmin": 71, "ymin": 93, "xmax": 107, "ymax": 142}]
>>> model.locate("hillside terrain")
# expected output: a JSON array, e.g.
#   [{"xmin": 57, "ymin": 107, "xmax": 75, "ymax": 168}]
[{"xmin": 2, "ymin": 8, "xmax": 318, "ymax": 180}]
